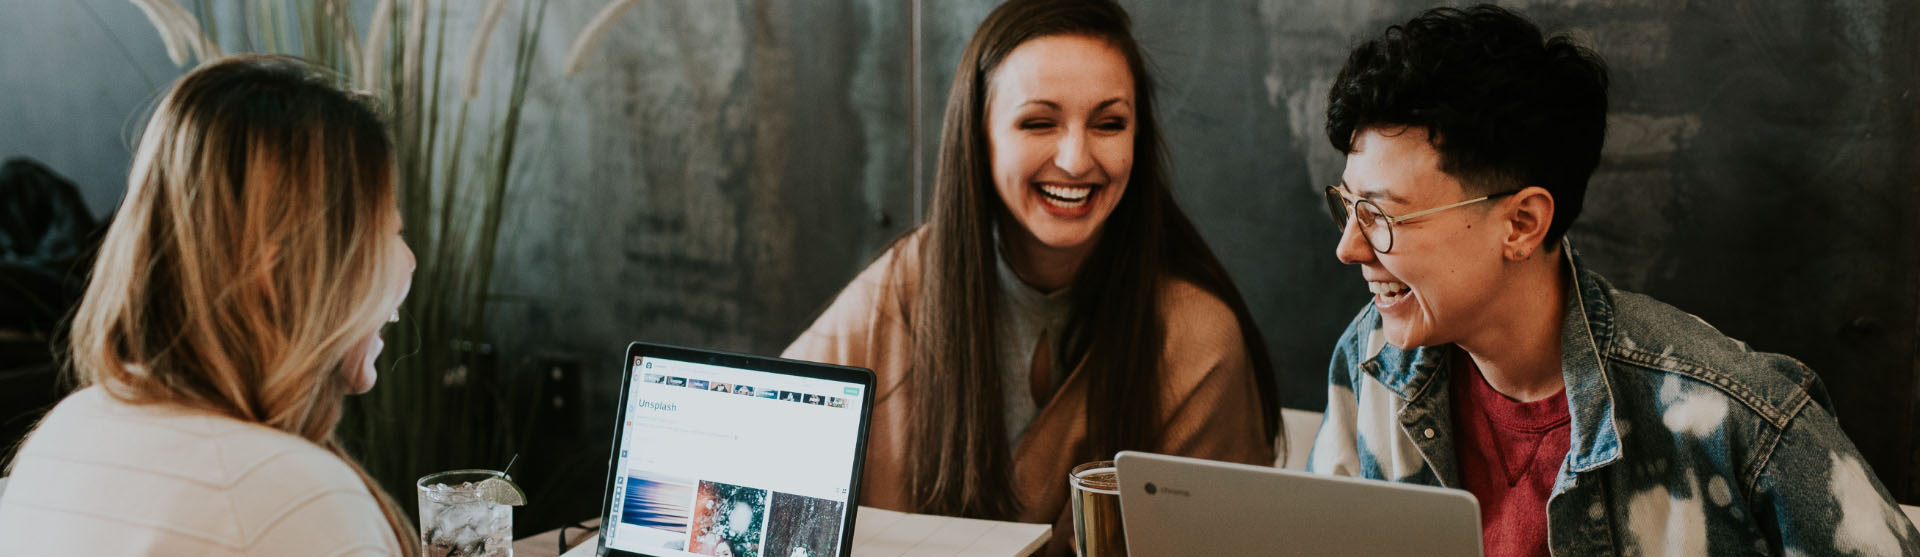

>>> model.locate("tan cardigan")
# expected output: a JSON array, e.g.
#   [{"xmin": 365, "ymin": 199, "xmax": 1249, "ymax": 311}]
[{"xmin": 783, "ymin": 232, "xmax": 1273, "ymax": 556}]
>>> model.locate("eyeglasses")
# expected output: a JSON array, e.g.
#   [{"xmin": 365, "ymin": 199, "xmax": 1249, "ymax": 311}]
[{"xmin": 1324, "ymin": 184, "xmax": 1516, "ymax": 253}]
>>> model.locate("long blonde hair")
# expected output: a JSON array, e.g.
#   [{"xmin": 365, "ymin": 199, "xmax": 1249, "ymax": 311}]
[{"xmin": 66, "ymin": 55, "xmax": 418, "ymax": 554}]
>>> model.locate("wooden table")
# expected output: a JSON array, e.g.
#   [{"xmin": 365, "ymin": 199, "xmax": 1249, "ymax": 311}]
[
  {"xmin": 512, "ymin": 518, "xmax": 600, "ymax": 557},
  {"xmin": 509, "ymin": 506, "xmax": 1057, "ymax": 556}
]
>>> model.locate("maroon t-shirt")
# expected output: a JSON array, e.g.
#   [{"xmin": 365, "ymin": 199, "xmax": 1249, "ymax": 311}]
[{"xmin": 1450, "ymin": 353, "xmax": 1571, "ymax": 557}]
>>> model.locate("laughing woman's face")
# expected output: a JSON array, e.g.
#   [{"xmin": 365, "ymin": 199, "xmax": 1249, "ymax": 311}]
[{"xmin": 986, "ymin": 34, "xmax": 1135, "ymax": 256}]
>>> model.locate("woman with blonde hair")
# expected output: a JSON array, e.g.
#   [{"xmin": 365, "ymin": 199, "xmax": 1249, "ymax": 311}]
[{"xmin": 0, "ymin": 55, "xmax": 418, "ymax": 555}]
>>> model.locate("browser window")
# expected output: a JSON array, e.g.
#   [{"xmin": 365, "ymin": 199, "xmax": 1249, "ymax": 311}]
[{"xmin": 604, "ymin": 355, "xmax": 866, "ymax": 557}]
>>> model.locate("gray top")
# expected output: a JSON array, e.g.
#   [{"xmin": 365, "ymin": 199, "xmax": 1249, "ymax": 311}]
[{"xmin": 991, "ymin": 242, "xmax": 1075, "ymax": 449}]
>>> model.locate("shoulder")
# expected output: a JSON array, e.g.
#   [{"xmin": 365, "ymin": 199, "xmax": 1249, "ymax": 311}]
[
  {"xmin": 824, "ymin": 228, "xmax": 924, "ymax": 315},
  {"xmin": 1152, "ymin": 278, "xmax": 1256, "ymax": 398},
  {"xmin": 1156, "ymin": 278, "xmax": 1245, "ymax": 360},
  {"xmin": 222, "ymin": 430, "xmax": 370, "ymax": 495},
  {"xmin": 1600, "ymin": 285, "xmax": 1822, "ymax": 429},
  {"xmin": 218, "ymin": 429, "xmax": 394, "ymax": 551},
  {"xmin": 1604, "ymin": 286, "xmax": 1779, "ymax": 370},
  {"xmin": 152, "ymin": 406, "xmax": 395, "ymax": 553},
  {"xmin": 2, "ymin": 387, "xmax": 389, "ymax": 552},
  {"xmin": 14, "ymin": 386, "xmax": 330, "ymax": 478},
  {"xmin": 782, "ymin": 229, "xmax": 924, "ymax": 364},
  {"xmin": 64, "ymin": 385, "xmax": 377, "ymax": 495},
  {"xmin": 861, "ymin": 228, "xmax": 925, "ymax": 301}
]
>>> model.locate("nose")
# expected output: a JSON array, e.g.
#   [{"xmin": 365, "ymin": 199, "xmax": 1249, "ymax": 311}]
[
  {"xmin": 1053, "ymin": 127, "xmax": 1092, "ymax": 178},
  {"xmin": 1334, "ymin": 211, "xmax": 1376, "ymax": 265}
]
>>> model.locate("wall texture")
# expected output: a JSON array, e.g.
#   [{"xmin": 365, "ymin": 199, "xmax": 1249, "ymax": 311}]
[
  {"xmin": 3, "ymin": 0, "xmax": 1914, "ymax": 510},
  {"xmin": 0, "ymin": 0, "xmax": 184, "ymax": 216},
  {"xmin": 487, "ymin": 0, "xmax": 911, "ymax": 379}
]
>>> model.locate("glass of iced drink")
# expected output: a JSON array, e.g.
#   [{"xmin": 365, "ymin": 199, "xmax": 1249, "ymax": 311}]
[{"xmin": 417, "ymin": 469, "xmax": 524, "ymax": 557}]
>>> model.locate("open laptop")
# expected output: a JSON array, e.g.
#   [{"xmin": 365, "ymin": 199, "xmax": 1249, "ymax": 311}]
[
  {"xmin": 1115, "ymin": 451, "xmax": 1482, "ymax": 556},
  {"xmin": 591, "ymin": 342, "xmax": 876, "ymax": 557}
]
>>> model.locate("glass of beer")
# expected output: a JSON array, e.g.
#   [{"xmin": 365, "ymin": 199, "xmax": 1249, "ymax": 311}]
[{"xmin": 1069, "ymin": 460, "xmax": 1126, "ymax": 557}]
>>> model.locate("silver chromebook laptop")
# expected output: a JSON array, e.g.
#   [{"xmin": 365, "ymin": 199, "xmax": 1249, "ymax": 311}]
[
  {"xmin": 1115, "ymin": 451, "xmax": 1482, "ymax": 556},
  {"xmin": 593, "ymin": 342, "xmax": 876, "ymax": 557}
]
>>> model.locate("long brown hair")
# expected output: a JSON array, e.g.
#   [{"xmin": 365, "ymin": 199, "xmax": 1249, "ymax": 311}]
[
  {"xmin": 62, "ymin": 55, "xmax": 418, "ymax": 553},
  {"xmin": 904, "ymin": 0, "xmax": 1278, "ymax": 518}
]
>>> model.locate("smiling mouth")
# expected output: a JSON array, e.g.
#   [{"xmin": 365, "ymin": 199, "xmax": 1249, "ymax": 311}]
[
  {"xmin": 1036, "ymin": 183, "xmax": 1098, "ymax": 209},
  {"xmin": 1368, "ymin": 280, "xmax": 1410, "ymax": 304}
]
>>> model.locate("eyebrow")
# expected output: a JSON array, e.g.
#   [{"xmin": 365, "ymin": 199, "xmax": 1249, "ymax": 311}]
[
  {"xmin": 1017, "ymin": 98, "xmax": 1133, "ymax": 112},
  {"xmin": 1340, "ymin": 181, "xmax": 1409, "ymax": 205}
]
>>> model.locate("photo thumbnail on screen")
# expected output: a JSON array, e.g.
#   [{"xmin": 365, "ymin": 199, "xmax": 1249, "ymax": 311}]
[
  {"xmin": 763, "ymin": 492, "xmax": 846, "ymax": 557},
  {"xmin": 689, "ymin": 480, "xmax": 768, "ymax": 557},
  {"xmin": 619, "ymin": 473, "xmax": 696, "ymax": 553}
]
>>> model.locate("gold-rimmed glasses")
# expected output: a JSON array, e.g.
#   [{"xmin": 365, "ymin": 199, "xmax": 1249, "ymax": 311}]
[{"xmin": 1324, "ymin": 184, "xmax": 1516, "ymax": 253}]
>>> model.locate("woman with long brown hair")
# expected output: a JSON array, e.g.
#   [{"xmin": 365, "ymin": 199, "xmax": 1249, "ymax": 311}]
[
  {"xmin": 0, "ymin": 55, "xmax": 418, "ymax": 555},
  {"xmin": 784, "ymin": 0, "xmax": 1278, "ymax": 552}
]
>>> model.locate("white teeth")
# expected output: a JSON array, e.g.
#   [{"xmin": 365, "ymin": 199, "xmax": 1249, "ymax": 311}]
[
  {"xmin": 1367, "ymin": 281, "xmax": 1409, "ymax": 296},
  {"xmin": 1038, "ymin": 184, "xmax": 1094, "ymax": 208},
  {"xmin": 1042, "ymin": 195, "xmax": 1088, "ymax": 209},
  {"xmin": 1041, "ymin": 184, "xmax": 1092, "ymax": 200}
]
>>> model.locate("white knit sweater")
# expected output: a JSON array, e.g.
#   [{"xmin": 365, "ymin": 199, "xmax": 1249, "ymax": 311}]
[{"xmin": 0, "ymin": 386, "xmax": 400, "ymax": 556}]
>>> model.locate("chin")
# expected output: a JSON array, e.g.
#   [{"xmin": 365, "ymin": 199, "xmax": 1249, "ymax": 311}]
[
  {"xmin": 347, "ymin": 332, "xmax": 386, "ymax": 393},
  {"xmin": 349, "ymin": 366, "xmax": 378, "ymax": 394},
  {"xmin": 1379, "ymin": 319, "xmax": 1432, "ymax": 350},
  {"xmin": 1382, "ymin": 325, "xmax": 1413, "ymax": 350},
  {"xmin": 1029, "ymin": 223, "xmax": 1102, "ymax": 251}
]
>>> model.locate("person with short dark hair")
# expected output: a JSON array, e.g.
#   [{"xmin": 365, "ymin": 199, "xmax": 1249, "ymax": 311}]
[{"xmin": 1307, "ymin": 5, "xmax": 1919, "ymax": 556}]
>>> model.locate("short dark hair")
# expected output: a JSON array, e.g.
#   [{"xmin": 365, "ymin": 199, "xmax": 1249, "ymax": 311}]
[{"xmin": 1326, "ymin": 4, "xmax": 1609, "ymax": 245}]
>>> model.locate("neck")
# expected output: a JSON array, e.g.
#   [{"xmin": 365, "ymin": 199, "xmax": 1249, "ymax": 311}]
[
  {"xmin": 998, "ymin": 221, "xmax": 1095, "ymax": 293},
  {"xmin": 1456, "ymin": 247, "xmax": 1569, "ymax": 402}
]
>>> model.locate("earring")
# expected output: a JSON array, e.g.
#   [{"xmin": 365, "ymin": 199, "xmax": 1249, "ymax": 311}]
[{"xmin": 389, "ymin": 310, "xmax": 400, "ymax": 323}]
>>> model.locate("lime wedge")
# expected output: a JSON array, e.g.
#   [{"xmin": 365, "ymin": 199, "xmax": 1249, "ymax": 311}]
[{"xmin": 476, "ymin": 476, "xmax": 527, "ymax": 506}]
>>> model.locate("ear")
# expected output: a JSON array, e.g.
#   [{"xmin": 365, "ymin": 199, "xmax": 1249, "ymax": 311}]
[{"xmin": 1502, "ymin": 186, "xmax": 1555, "ymax": 262}]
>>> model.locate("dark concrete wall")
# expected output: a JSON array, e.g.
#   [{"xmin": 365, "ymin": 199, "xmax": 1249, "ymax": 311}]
[
  {"xmin": 5, "ymin": 0, "xmax": 1915, "ymax": 504},
  {"xmin": 488, "ymin": 0, "xmax": 911, "ymax": 370},
  {"xmin": 0, "ymin": 0, "xmax": 184, "ymax": 217}
]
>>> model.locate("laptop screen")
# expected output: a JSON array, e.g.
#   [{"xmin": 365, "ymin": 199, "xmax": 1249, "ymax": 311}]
[{"xmin": 602, "ymin": 352, "xmax": 868, "ymax": 557}]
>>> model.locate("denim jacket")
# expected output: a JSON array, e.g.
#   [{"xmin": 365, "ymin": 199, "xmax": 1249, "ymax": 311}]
[{"xmin": 1307, "ymin": 245, "xmax": 1920, "ymax": 556}]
